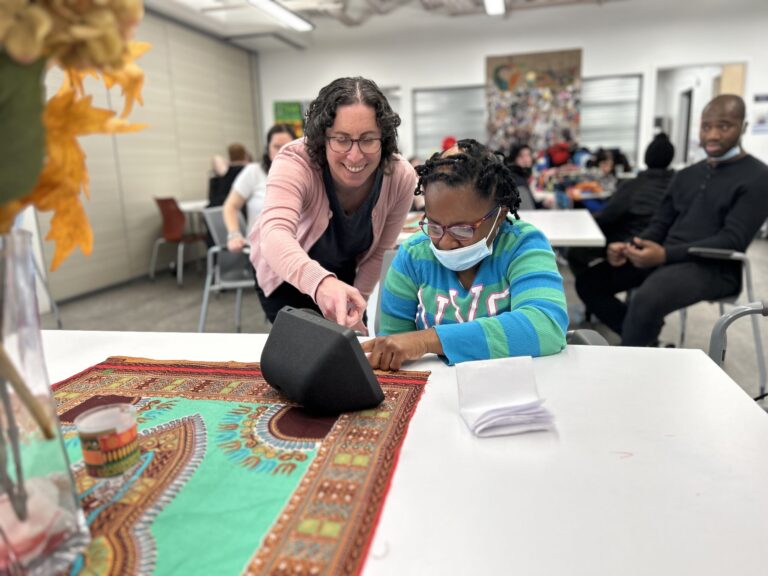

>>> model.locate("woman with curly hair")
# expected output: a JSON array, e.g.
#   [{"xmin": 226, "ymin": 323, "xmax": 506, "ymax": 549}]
[
  {"xmin": 362, "ymin": 139, "xmax": 568, "ymax": 370},
  {"xmin": 249, "ymin": 77, "xmax": 416, "ymax": 331}
]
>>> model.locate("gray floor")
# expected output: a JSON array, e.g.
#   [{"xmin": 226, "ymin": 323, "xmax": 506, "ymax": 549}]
[{"xmin": 41, "ymin": 239, "xmax": 768, "ymax": 399}]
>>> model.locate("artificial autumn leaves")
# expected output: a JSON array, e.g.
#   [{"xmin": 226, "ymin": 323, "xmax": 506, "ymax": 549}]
[{"xmin": 0, "ymin": 0, "xmax": 148, "ymax": 269}]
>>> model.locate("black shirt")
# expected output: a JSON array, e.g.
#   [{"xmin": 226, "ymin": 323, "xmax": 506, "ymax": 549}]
[
  {"xmin": 208, "ymin": 164, "xmax": 246, "ymax": 207},
  {"xmin": 308, "ymin": 166, "xmax": 382, "ymax": 285},
  {"xmin": 595, "ymin": 168, "xmax": 675, "ymax": 243},
  {"xmin": 640, "ymin": 154, "xmax": 768, "ymax": 263}
]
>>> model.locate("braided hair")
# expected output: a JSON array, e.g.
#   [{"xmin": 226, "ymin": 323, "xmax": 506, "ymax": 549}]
[{"xmin": 414, "ymin": 139, "xmax": 521, "ymax": 219}]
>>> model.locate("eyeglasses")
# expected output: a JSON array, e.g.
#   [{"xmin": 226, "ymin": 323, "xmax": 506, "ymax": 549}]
[
  {"xmin": 326, "ymin": 136, "xmax": 382, "ymax": 154},
  {"xmin": 419, "ymin": 205, "xmax": 501, "ymax": 241}
]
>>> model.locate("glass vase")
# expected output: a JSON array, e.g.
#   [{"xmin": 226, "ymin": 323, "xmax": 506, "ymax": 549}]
[{"xmin": 0, "ymin": 229, "xmax": 89, "ymax": 574}]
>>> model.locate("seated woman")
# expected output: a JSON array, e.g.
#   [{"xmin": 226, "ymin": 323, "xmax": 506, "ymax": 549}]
[
  {"xmin": 249, "ymin": 77, "xmax": 417, "ymax": 331},
  {"xmin": 363, "ymin": 139, "xmax": 568, "ymax": 370},
  {"xmin": 224, "ymin": 124, "xmax": 296, "ymax": 252}
]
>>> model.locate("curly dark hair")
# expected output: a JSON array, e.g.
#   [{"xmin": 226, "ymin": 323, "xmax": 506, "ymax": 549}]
[
  {"xmin": 303, "ymin": 77, "xmax": 401, "ymax": 169},
  {"xmin": 414, "ymin": 138, "xmax": 521, "ymax": 218},
  {"xmin": 261, "ymin": 123, "xmax": 297, "ymax": 173}
]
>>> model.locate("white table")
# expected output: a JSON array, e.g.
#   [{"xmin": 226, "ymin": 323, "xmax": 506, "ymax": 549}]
[
  {"xmin": 42, "ymin": 331, "xmax": 768, "ymax": 576},
  {"xmin": 397, "ymin": 209, "xmax": 605, "ymax": 248},
  {"xmin": 177, "ymin": 199, "xmax": 208, "ymax": 213},
  {"xmin": 177, "ymin": 199, "xmax": 209, "ymax": 236},
  {"xmin": 517, "ymin": 209, "xmax": 606, "ymax": 247}
]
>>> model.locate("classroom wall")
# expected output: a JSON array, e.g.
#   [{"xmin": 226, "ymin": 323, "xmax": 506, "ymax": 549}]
[
  {"xmin": 257, "ymin": 0, "xmax": 768, "ymax": 164},
  {"xmin": 39, "ymin": 12, "xmax": 260, "ymax": 300}
]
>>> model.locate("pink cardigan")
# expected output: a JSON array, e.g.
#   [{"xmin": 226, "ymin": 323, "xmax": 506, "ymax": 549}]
[{"xmin": 249, "ymin": 139, "xmax": 416, "ymax": 300}]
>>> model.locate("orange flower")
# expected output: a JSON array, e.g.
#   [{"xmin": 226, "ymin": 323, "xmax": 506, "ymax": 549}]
[
  {"xmin": 8, "ymin": 83, "xmax": 145, "ymax": 269},
  {"xmin": 68, "ymin": 40, "xmax": 149, "ymax": 117}
]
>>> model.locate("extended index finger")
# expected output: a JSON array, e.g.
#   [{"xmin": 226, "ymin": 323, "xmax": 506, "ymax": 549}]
[{"xmin": 361, "ymin": 338, "xmax": 375, "ymax": 352}]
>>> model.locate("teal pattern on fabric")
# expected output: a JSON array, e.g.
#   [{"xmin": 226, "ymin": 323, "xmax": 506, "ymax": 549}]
[{"xmin": 380, "ymin": 217, "xmax": 568, "ymax": 364}]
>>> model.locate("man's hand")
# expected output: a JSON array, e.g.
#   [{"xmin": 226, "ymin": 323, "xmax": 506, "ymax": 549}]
[
  {"xmin": 606, "ymin": 242, "xmax": 628, "ymax": 267},
  {"xmin": 361, "ymin": 329, "xmax": 442, "ymax": 371},
  {"xmin": 625, "ymin": 237, "xmax": 666, "ymax": 268},
  {"xmin": 315, "ymin": 276, "xmax": 367, "ymax": 328}
]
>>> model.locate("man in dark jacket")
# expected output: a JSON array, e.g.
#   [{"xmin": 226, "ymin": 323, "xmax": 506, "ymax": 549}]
[
  {"xmin": 575, "ymin": 95, "xmax": 768, "ymax": 346},
  {"xmin": 567, "ymin": 133, "xmax": 676, "ymax": 275}
]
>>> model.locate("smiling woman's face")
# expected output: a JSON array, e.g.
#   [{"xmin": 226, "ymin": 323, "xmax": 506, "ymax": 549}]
[{"xmin": 325, "ymin": 103, "xmax": 382, "ymax": 194}]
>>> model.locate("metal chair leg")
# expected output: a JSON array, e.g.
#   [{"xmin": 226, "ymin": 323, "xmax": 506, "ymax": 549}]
[
  {"xmin": 33, "ymin": 257, "xmax": 63, "ymax": 329},
  {"xmin": 751, "ymin": 313, "xmax": 767, "ymax": 397},
  {"xmin": 235, "ymin": 288, "xmax": 243, "ymax": 333},
  {"xmin": 176, "ymin": 243, "xmax": 184, "ymax": 287},
  {"xmin": 198, "ymin": 274, "xmax": 213, "ymax": 333},
  {"xmin": 149, "ymin": 238, "xmax": 165, "ymax": 280},
  {"xmin": 678, "ymin": 307, "xmax": 687, "ymax": 348}
]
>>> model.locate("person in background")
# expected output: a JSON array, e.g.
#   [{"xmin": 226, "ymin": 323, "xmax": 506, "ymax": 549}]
[
  {"xmin": 567, "ymin": 133, "xmax": 676, "ymax": 276},
  {"xmin": 208, "ymin": 143, "xmax": 249, "ymax": 208},
  {"xmin": 249, "ymin": 77, "xmax": 416, "ymax": 331},
  {"xmin": 590, "ymin": 148, "xmax": 618, "ymax": 195},
  {"xmin": 408, "ymin": 155, "xmax": 425, "ymax": 211},
  {"xmin": 544, "ymin": 128, "xmax": 575, "ymax": 168},
  {"xmin": 211, "ymin": 155, "xmax": 228, "ymax": 178},
  {"xmin": 506, "ymin": 143, "xmax": 538, "ymax": 210},
  {"xmin": 575, "ymin": 94, "xmax": 768, "ymax": 346},
  {"xmin": 441, "ymin": 136, "xmax": 458, "ymax": 152},
  {"xmin": 224, "ymin": 124, "xmax": 296, "ymax": 252},
  {"xmin": 362, "ymin": 139, "xmax": 568, "ymax": 370}
]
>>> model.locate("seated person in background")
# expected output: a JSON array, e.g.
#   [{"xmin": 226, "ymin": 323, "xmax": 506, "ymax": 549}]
[
  {"xmin": 363, "ymin": 139, "xmax": 568, "ymax": 370},
  {"xmin": 544, "ymin": 128, "xmax": 576, "ymax": 168},
  {"xmin": 208, "ymin": 143, "xmax": 249, "ymax": 208},
  {"xmin": 211, "ymin": 155, "xmax": 228, "ymax": 178},
  {"xmin": 506, "ymin": 143, "xmax": 538, "ymax": 210},
  {"xmin": 588, "ymin": 148, "xmax": 618, "ymax": 195},
  {"xmin": 408, "ymin": 155, "xmax": 424, "ymax": 211},
  {"xmin": 224, "ymin": 124, "xmax": 296, "ymax": 252},
  {"xmin": 249, "ymin": 77, "xmax": 416, "ymax": 330},
  {"xmin": 575, "ymin": 94, "xmax": 768, "ymax": 346},
  {"xmin": 567, "ymin": 132, "xmax": 676, "ymax": 276}
]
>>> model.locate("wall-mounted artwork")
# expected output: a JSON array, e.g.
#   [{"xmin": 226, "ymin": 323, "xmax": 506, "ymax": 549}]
[
  {"xmin": 273, "ymin": 101, "xmax": 306, "ymax": 137},
  {"xmin": 486, "ymin": 49, "xmax": 582, "ymax": 155}
]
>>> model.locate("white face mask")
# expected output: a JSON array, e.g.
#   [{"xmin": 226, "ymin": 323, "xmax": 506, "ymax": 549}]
[
  {"xmin": 710, "ymin": 145, "xmax": 741, "ymax": 162},
  {"xmin": 429, "ymin": 208, "xmax": 502, "ymax": 272}
]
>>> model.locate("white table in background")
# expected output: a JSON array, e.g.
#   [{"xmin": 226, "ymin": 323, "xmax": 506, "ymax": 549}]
[
  {"xmin": 177, "ymin": 199, "xmax": 209, "ymax": 235},
  {"xmin": 397, "ymin": 209, "xmax": 605, "ymax": 248},
  {"xmin": 517, "ymin": 208, "xmax": 605, "ymax": 247},
  {"xmin": 177, "ymin": 199, "xmax": 208, "ymax": 213},
  {"xmin": 42, "ymin": 331, "xmax": 768, "ymax": 576}
]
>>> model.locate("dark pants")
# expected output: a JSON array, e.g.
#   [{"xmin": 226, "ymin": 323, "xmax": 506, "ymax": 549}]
[
  {"xmin": 566, "ymin": 246, "xmax": 606, "ymax": 278},
  {"xmin": 255, "ymin": 279, "xmax": 322, "ymax": 324},
  {"xmin": 575, "ymin": 260, "xmax": 740, "ymax": 346}
]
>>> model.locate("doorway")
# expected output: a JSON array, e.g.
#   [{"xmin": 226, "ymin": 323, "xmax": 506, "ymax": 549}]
[{"xmin": 654, "ymin": 62, "xmax": 746, "ymax": 166}]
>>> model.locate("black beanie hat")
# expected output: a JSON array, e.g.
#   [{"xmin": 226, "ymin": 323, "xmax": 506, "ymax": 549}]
[{"xmin": 644, "ymin": 133, "xmax": 675, "ymax": 169}]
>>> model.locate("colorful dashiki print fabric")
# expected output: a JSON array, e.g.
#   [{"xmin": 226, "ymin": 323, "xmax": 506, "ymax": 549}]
[{"xmin": 52, "ymin": 357, "xmax": 429, "ymax": 575}]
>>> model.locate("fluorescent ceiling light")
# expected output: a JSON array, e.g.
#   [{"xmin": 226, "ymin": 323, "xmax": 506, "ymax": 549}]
[
  {"xmin": 247, "ymin": 0, "xmax": 314, "ymax": 31},
  {"xmin": 484, "ymin": 0, "xmax": 506, "ymax": 16}
]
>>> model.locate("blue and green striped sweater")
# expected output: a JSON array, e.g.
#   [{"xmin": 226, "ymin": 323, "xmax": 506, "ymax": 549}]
[{"xmin": 380, "ymin": 217, "xmax": 568, "ymax": 364}]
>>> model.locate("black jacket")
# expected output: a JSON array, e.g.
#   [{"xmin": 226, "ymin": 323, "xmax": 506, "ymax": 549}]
[{"xmin": 594, "ymin": 168, "xmax": 674, "ymax": 243}]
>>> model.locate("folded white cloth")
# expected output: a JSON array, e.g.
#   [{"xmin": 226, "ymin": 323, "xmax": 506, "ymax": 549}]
[{"xmin": 456, "ymin": 356, "xmax": 554, "ymax": 438}]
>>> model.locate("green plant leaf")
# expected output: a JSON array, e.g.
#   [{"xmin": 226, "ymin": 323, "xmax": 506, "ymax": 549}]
[{"xmin": 0, "ymin": 52, "xmax": 46, "ymax": 205}]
